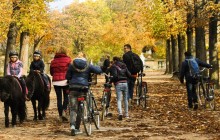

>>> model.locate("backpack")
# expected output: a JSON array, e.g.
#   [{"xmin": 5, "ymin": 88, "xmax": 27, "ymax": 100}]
[
  {"xmin": 186, "ymin": 58, "xmax": 200, "ymax": 80},
  {"xmin": 113, "ymin": 64, "xmax": 127, "ymax": 81},
  {"xmin": 130, "ymin": 53, "xmax": 143, "ymax": 74}
]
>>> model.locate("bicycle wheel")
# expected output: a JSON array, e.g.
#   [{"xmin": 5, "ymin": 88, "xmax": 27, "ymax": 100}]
[
  {"xmin": 101, "ymin": 93, "xmax": 107, "ymax": 121},
  {"xmin": 205, "ymin": 83, "xmax": 215, "ymax": 110},
  {"xmin": 140, "ymin": 83, "xmax": 147, "ymax": 109},
  {"xmin": 92, "ymin": 97, "xmax": 100, "ymax": 129},
  {"xmin": 197, "ymin": 83, "xmax": 206, "ymax": 108},
  {"xmin": 82, "ymin": 100, "xmax": 92, "ymax": 136}
]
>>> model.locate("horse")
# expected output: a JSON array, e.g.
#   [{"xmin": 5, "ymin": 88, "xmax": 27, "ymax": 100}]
[
  {"xmin": 0, "ymin": 75, "xmax": 27, "ymax": 127},
  {"xmin": 25, "ymin": 71, "xmax": 51, "ymax": 120}
]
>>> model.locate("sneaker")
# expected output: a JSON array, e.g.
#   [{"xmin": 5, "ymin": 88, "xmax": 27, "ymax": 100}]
[
  {"xmin": 70, "ymin": 125, "xmax": 75, "ymax": 136},
  {"xmin": 125, "ymin": 116, "xmax": 129, "ymax": 119},
  {"xmin": 118, "ymin": 115, "xmax": 123, "ymax": 121}
]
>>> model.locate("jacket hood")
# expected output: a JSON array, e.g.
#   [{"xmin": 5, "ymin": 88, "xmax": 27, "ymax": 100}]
[
  {"xmin": 185, "ymin": 56, "xmax": 194, "ymax": 60},
  {"xmin": 72, "ymin": 58, "xmax": 88, "ymax": 72}
]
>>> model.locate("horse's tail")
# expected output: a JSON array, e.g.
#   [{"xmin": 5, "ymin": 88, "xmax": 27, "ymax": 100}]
[{"xmin": 17, "ymin": 99, "xmax": 27, "ymax": 123}]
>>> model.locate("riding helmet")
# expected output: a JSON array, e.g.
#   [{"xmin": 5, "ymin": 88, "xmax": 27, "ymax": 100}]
[
  {"xmin": 33, "ymin": 50, "xmax": 41, "ymax": 57},
  {"xmin": 9, "ymin": 50, "xmax": 18, "ymax": 58}
]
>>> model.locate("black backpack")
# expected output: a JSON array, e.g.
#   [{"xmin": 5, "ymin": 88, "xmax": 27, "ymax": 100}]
[{"xmin": 130, "ymin": 53, "xmax": 143, "ymax": 74}]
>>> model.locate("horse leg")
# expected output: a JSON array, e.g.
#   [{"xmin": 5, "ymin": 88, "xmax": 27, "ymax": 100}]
[
  {"xmin": 11, "ymin": 102, "xmax": 17, "ymax": 127},
  {"xmin": 38, "ymin": 99, "xmax": 43, "ymax": 120},
  {"xmin": 32, "ymin": 99, "xmax": 38, "ymax": 121},
  {"xmin": 4, "ymin": 102, "xmax": 9, "ymax": 127}
]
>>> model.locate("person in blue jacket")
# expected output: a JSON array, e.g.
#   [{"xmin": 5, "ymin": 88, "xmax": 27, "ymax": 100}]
[
  {"xmin": 65, "ymin": 52, "xmax": 102, "ymax": 136},
  {"xmin": 180, "ymin": 51, "xmax": 212, "ymax": 110}
]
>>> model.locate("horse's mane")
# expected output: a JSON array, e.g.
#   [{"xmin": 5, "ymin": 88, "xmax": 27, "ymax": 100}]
[{"xmin": 1, "ymin": 76, "xmax": 18, "ymax": 91}]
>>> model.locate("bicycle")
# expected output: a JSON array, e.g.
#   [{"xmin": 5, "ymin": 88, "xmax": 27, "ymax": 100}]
[
  {"xmin": 69, "ymin": 77, "xmax": 100, "ymax": 136},
  {"xmin": 196, "ymin": 68, "xmax": 215, "ymax": 110},
  {"xmin": 101, "ymin": 74, "xmax": 112, "ymax": 121},
  {"xmin": 136, "ymin": 72, "xmax": 148, "ymax": 109}
]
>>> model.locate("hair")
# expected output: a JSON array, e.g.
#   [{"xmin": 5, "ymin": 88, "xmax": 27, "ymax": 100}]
[
  {"xmin": 184, "ymin": 51, "xmax": 192, "ymax": 57},
  {"xmin": 113, "ymin": 56, "xmax": 121, "ymax": 62},
  {"xmin": 106, "ymin": 54, "xmax": 110, "ymax": 59},
  {"xmin": 77, "ymin": 52, "xmax": 86, "ymax": 59},
  {"xmin": 57, "ymin": 47, "xmax": 67, "ymax": 54},
  {"xmin": 124, "ymin": 44, "xmax": 132, "ymax": 50}
]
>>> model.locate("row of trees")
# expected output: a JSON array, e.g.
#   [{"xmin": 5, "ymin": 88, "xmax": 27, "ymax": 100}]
[{"xmin": 0, "ymin": 0, "xmax": 219, "ymax": 86}]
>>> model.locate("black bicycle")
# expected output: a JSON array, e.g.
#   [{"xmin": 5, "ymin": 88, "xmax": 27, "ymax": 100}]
[
  {"xmin": 196, "ymin": 68, "xmax": 215, "ymax": 110},
  {"xmin": 136, "ymin": 72, "xmax": 148, "ymax": 109},
  {"xmin": 101, "ymin": 73, "xmax": 112, "ymax": 121}
]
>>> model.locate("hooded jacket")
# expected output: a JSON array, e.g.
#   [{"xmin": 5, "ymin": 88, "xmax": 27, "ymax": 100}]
[
  {"xmin": 65, "ymin": 58, "xmax": 102, "ymax": 86},
  {"xmin": 109, "ymin": 61, "xmax": 131, "ymax": 85}
]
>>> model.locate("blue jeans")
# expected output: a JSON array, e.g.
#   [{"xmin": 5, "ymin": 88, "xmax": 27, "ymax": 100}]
[
  {"xmin": 115, "ymin": 82, "xmax": 128, "ymax": 116},
  {"xmin": 127, "ymin": 77, "xmax": 136, "ymax": 100},
  {"xmin": 186, "ymin": 82, "xmax": 197, "ymax": 108},
  {"xmin": 54, "ymin": 85, "xmax": 69, "ymax": 116}
]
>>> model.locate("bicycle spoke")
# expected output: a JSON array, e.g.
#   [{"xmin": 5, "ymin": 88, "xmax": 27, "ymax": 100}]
[
  {"xmin": 82, "ymin": 101, "xmax": 92, "ymax": 136},
  {"xmin": 92, "ymin": 97, "xmax": 100, "ymax": 129}
]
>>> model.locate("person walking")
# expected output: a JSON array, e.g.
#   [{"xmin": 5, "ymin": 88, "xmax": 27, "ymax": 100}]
[
  {"xmin": 123, "ymin": 44, "xmax": 143, "ymax": 105},
  {"xmin": 66, "ymin": 52, "xmax": 102, "ymax": 136},
  {"xmin": 50, "ymin": 47, "xmax": 71, "ymax": 122},
  {"xmin": 109, "ymin": 56, "xmax": 131, "ymax": 120},
  {"xmin": 102, "ymin": 54, "xmax": 111, "ymax": 83},
  {"xmin": 180, "ymin": 51, "xmax": 212, "ymax": 110}
]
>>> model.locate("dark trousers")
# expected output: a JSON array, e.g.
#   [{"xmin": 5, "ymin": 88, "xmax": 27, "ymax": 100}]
[
  {"xmin": 41, "ymin": 74, "xmax": 49, "ymax": 86},
  {"xmin": 186, "ymin": 82, "xmax": 198, "ymax": 108},
  {"xmin": 127, "ymin": 77, "xmax": 136, "ymax": 100},
  {"xmin": 54, "ymin": 85, "xmax": 69, "ymax": 116}
]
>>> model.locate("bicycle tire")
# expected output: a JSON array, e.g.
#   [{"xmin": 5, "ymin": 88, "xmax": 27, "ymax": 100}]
[
  {"xmin": 140, "ymin": 84, "xmax": 147, "ymax": 109},
  {"xmin": 92, "ymin": 97, "xmax": 100, "ymax": 129},
  {"xmin": 82, "ymin": 100, "xmax": 92, "ymax": 136},
  {"xmin": 205, "ymin": 83, "xmax": 215, "ymax": 110},
  {"xmin": 101, "ymin": 92, "xmax": 107, "ymax": 121},
  {"xmin": 197, "ymin": 83, "xmax": 206, "ymax": 108},
  {"xmin": 136, "ymin": 82, "xmax": 140, "ymax": 105}
]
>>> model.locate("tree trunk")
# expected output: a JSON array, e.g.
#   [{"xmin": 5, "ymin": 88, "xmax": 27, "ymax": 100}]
[
  {"xmin": 33, "ymin": 35, "xmax": 44, "ymax": 52},
  {"xmin": 186, "ymin": 12, "xmax": 194, "ymax": 53},
  {"xmin": 4, "ymin": 22, "xmax": 18, "ymax": 76},
  {"xmin": 165, "ymin": 39, "xmax": 171, "ymax": 74},
  {"xmin": 20, "ymin": 31, "xmax": 30, "ymax": 75},
  {"xmin": 171, "ymin": 35, "xmax": 178, "ymax": 74},
  {"xmin": 178, "ymin": 34, "xmax": 186, "ymax": 71},
  {"xmin": 195, "ymin": 27, "xmax": 206, "ymax": 62},
  {"xmin": 209, "ymin": 0, "xmax": 219, "ymax": 88}
]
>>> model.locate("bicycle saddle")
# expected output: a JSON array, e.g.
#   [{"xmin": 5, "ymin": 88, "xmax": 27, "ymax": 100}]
[{"xmin": 69, "ymin": 84, "xmax": 89, "ymax": 90}]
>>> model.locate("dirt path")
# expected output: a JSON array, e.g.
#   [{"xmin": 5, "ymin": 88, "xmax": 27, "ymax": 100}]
[{"xmin": 0, "ymin": 70, "xmax": 220, "ymax": 140}]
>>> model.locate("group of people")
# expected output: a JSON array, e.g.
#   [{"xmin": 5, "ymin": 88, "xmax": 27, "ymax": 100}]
[{"xmin": 6, "ymin": 44, "xmax": 211, "ymax": 136}]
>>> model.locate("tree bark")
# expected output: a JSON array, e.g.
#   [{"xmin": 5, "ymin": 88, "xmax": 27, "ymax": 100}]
[
  {"xmin": 165, "ymin": 39, "xmax": 171, "ymax": 74},
  {"xmin": 209, "ymin": 0, "xmax": 219, "ymax": 88},
  {"xmin": 186, "ymin": 12, "xmax": 193, "ymax": 53},
  {"xmin": 20, "ymin": 31, "xmax": 30, "ymax": 75},
  {"xmin": 171, "ymin": 35, "xmax": 178, "ymax": 74},
  {"xmin": 178, "ymin": 34, "xmax": 186, "ymax": 71},
  {"xmin": 4, "ymin": 22, "xmax": 18, "ymax": 76},
  {"xmin": 195, "ymin": 27, "xmax": 206, "ymax": 62}
]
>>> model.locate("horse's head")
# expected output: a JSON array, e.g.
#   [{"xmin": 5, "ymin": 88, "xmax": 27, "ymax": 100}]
[{"xmin": 0, "ymin": 76, "xmax": 13, "ymax": 102}]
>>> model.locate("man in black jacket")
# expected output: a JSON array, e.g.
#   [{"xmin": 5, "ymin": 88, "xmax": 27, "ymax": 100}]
[
  {"xmin": 123, "ymin": 44, "xmax": 143, "ymax": 104},
  {"xmin": 180, "ymin": 51, "xmax": 212, "ymax": 110}
]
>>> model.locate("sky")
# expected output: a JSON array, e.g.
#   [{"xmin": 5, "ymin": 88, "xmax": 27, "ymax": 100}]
[{"xmin": 49, "ymin": 0, "xmax": 84, "ymax": 11}]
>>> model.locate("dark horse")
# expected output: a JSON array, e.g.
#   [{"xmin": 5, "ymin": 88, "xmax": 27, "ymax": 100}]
[
  {"xmin": 25, "ymin": 71, "xmax": 51, "ymax": 120},
  {"xmin": 0, "ymin": 75, "xmax": 27, "ymax": 127}
]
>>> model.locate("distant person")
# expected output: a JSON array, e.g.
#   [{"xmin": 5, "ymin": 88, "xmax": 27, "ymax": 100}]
[
  {"xmin": 66, "ymin": 52, "xmax": 102, "ymax": 136},
  {"xmin": 6, "ymin": 50, "xmax": 28, "ymax": 100},
  {"xmin": 109, "ymin": 56, "xmax": 131, "ymax": 120},
  {"xmin": 123, "ymin": 44, "xmax": 143, "ymax": 104},
  {"xmin": 180, "ymin": 51, "xmax": 212, "ymax": 110},
  {"xmin": 50, "ymin": 47, "xmax": 71, "ymax": 122}
]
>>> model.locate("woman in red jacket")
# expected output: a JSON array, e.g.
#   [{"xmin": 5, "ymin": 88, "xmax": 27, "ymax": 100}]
[{"xmin": 50, "ymin": 47, "xmax": 71, "ymax": 122}]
